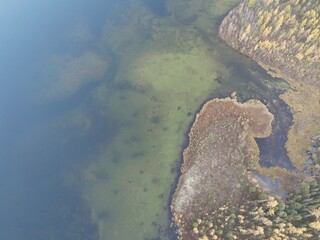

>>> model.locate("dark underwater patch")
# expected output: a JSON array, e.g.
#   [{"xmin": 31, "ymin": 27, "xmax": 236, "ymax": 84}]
[{"xmin": 142, "ymin": 0, "xmax": 167, "ymax": 16}]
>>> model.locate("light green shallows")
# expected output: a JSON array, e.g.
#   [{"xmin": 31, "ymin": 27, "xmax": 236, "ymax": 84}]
[{"xmin": 73, "ymin": 0, "xmax": 254, "ymax": 239}]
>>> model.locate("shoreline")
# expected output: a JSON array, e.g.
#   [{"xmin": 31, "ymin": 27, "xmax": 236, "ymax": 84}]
[
  {"xmin": 218, "ymin": 0, "xmax": 320, "ymax": 171},
  {"xmin": 169, "ymin": 85, "xmax": 297, "ymax": 237},
  {"xmin": 166, "ymin": 95, "xmax": 224, "ymax": 238}
]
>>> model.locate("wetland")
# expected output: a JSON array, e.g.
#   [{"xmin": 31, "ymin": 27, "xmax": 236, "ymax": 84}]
[{"xmin": 1, "ymin": 0, "xmax": 314, "ymax": 239}]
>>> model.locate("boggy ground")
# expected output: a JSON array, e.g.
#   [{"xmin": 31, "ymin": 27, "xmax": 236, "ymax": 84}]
[
  {"xmin": 218, "ymin": 0, "xmax": 320, "ymax": 170},
  {"xmin": 171, "ymin": 1, "xmax": 320, "ymax": 239},
  {"xmin": 171, "ymin": 97, "xmax": 274, "ymax": 239}
]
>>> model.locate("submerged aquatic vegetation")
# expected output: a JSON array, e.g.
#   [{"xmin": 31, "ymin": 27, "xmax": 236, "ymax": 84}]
[
  {"xmin": 43, "ymin": 0, "xmax": 297, "ymax": 239},
  {"xmin": 81, "ymin": 2, "xmax": 248, "ymax": 239},
  {"xmin": 38, "ymin": 51, "xmax": 110, "ymax": 102}
]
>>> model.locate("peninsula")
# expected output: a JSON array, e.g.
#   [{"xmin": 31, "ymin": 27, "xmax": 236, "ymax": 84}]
[{"xmin": 171, "ymin": 0, "xmax": 320, "ymax": 239}]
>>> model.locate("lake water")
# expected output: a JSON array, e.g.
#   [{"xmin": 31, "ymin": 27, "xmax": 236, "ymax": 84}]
[{"xmin": 0, "ymin": 0, "xmax": 291, "ymax": 239}]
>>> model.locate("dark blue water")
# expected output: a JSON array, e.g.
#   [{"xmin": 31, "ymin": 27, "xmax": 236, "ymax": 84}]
[{"xmin": 0, "ymin": 1, "xmax": 121, "ymax": 239}]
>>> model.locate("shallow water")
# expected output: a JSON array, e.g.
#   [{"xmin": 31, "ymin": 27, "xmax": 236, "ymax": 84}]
[{"xmin": 0, "ymin": 0, "xmax": 293, "ymax": 239}]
